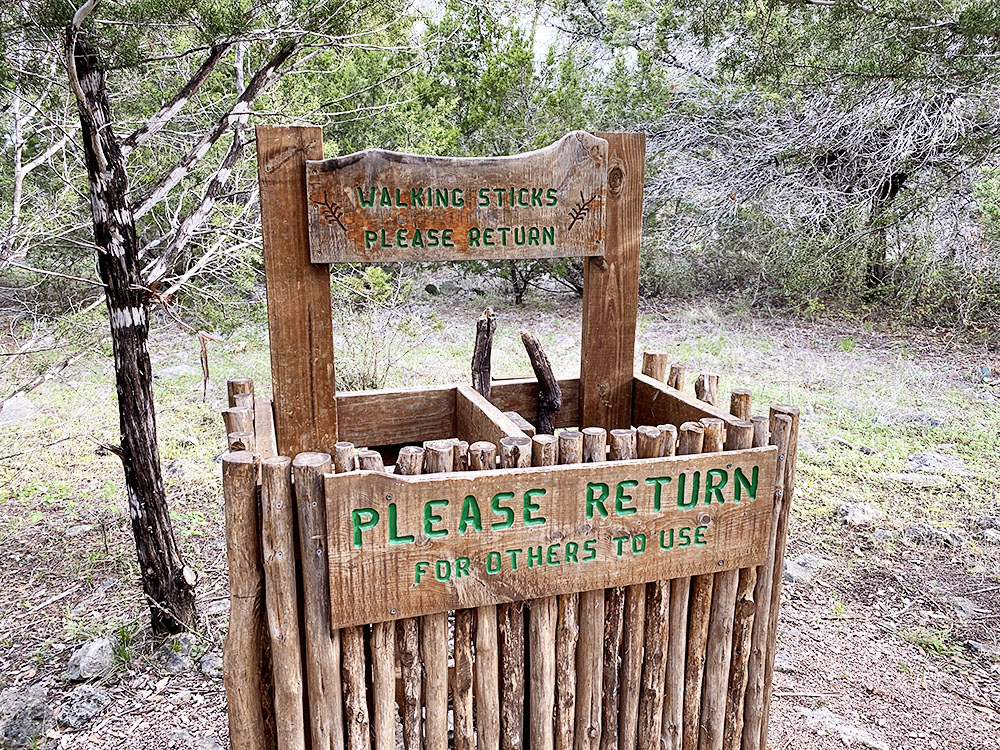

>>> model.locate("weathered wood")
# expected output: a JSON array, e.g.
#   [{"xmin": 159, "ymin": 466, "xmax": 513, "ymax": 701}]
[
  {"xmin": 698, "ymin": 568, "xmax": 739, "ymax": 750},
  {"xmin": 456, "ymin": 385, "xmax": 527, "ymax": 446},
  {"xmin": 234, "ymin": 391, "xmax": 256, "ymax": 415},
  {"xmin": 575, "ymin": 587, "xmax": 604, "ymax": 750},
  {"xmin": 334, "ymin": 441, "xmax": 357, "ymax": 474},
  {"xmin": 339, "ymin": 385, "xmax": 456, "ymax": 447},
  {"xmin": 558, "ymin": 430, "xmax": 583, "ymax": 465},
  {"xmin": 757, "ymin": 406, "xmax": 799, "ymax": 749},
  {"xmin": 307, "ymin": 132, "xmax": 608, "ymax": 263},
  {"xmin": 257, "ymin": 126, "xmax": 337, "ymax": 455},
  {"xmin": 636, "ymin": 425, "xmax": 662, "ymax": 459},
  {"xmin": 292, "ymin": 451, "xmax": 343, "ymax": 750},
  {"xmin": 504, "ymin": 411, "xmax": 537, "ymax": 437},
  {"xmin": 700, "ymin": 418, "xmax": 726, "ymax": 454},
  {"xmin": 358, "ymin": 449, "xmax": 385, "ymax": 472},
  {"xmin": 468, "ymin": 440, "xmax": 498, "ymax": 471},
  {"xmin": 422, "ymin": 612, "xmax": 449, "ymax": 750},
  {"xmin": 581, "ymin": 426, "xmax": 607, "ymax": 463},
  {"xmin": 683, "ymin": 574, "xmax": 714, "ymax": 750},
  {"xmin": 476, "ymin": 603, "xmax": 501, "ymax": 750},
  {"xmin": 659, "ymin": 424, "xmax": 678, "ymax": 458},
  {"xmin": 343, "ymin": 625, "xmax": 371, "ymax": 750},
  {"xmin": 678, "ymin": 422, "xmax": 704, "ymax": 456},
  {"xmin": 641, "ymin": 351, "xmax": 669, "ymax": 382},
  {"xmin": 228, "ymin": 430, "xmax": 255, "ymax": 452},
  {"xmin": 371, "ymin": 620, "xmax": 396, "ymax": 750},
  {"xmin": 254, "ymin": 397, "xmax": 278, "ymax": 460},
  {"xmin": 222, "ymin": 451, "xmax": 270, "ymax": 750},
  {"xmin": 473, "ymin": 307, "xmax": 497, "ymax": 400},
  {"xmin": 324, "ymin": 447, "xmax": 777, "ymax": 629},
  {"xmin": 521, "ymin": 331, "xmax": 563, "ymax": 435},
  {"xmin": 722, "ymin": 568, "xmax": 757, "ymax": 750},
  {"xmin": 422, "ymin": 439, "xmax": 455, "ymax": 474},
  {"xmin": 695, "ymin": 374, "xmax": 720, "ymax": 407},
  {"xmin": 664, "ymin": 576, "xmax": 690, "ymax": 750},
  {"xmin": 555, "ymin": 592, "xmax": 580, "ymax": 750},
  {"xmin": 740, "ymin": 414, "xmax": 790, "ymax": 750},
  {"xmin": 729, "ymin": 389, "xmax": 752, "ymax": 421},
  {"xmin": 453, "ymin": 608, "xmax": 476, "ymax": 750},
  {"xmin": 636, "ymin": 579, "xmax": 670, "ymax": 750},
  {"xmin": 579, "ymin": 132, "xmax": 645, "ymax": 431},
  {"xmin": 395, "ymin": 445, "xmax": 425, "ymax": 476},
  {"xmin": 260, "ymin": 457, "xmax": 305, "ymax": 750},
  {"xmin": 500, "ymin": 435, "xmax": 533, "ymax": 468},
  {"xmin": 633, "ymin": 374, "xmax": 745, "ymax": 432},
  {"xmin": 491, "ymin": 377, "xmax": 580, "ymax": 430},
  {"xmin": 532, "ymin": 434, "xmax": 558, "ymax": 467},
  {"xmin": 453, "ymin": 439, "xmax": 470, "ymax": 471},
  {"xmin": 223, "ymin": 405, "xmax": 253, "ymax": 436},
  {"xmin": 617, "ymin": 581, "xmax": 645, "ymax": 750},
  {"xmin": 724, "ymin": 421, "xmax": 754, "ymax": 452},
  {"xmin": 397, "ymin": 617, "xmax": 423, "ymax": 750},
  {"xmin": 530, "ymin": 594, "xmax": 558, "ymax": 750},
  {"xmin": 227, "ymin": 377, "xmax": 254, "ymax": 408},
  {"xmin": 499, "ymin": 600, "xmax": 526, "ymax": 750},
  {"xmin": 668, "ymin": 364, "xmax": 687, "ymax": 392},
  {"xmin": 608, "ymin": 427, "xmax": 636, "ymax": 461},
  {"xmin": 395, "ymin": 449, "xmax": 423, "ymax": 750},
  {"xmin": 751, "ymin": 417, "xmax": 769, "ymax": 449}
]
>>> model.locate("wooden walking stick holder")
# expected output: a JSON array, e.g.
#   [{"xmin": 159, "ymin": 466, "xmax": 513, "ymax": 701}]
[{"xmin": 220, "ymin": 128, "xmax": 799, "ymax": 750}]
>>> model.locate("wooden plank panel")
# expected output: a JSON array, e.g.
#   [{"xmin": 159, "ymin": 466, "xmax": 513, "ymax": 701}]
[
  {"xmin": 253, "ymin": 397, "xmax": 278, "ymax": 460},
  {"xmin": 257, "ymin": 126, "xmax": 338, "ymax": 456},
  {"xmin": 579, "ymin": 132, "xmax": 643, "ymax": 431},
  {"xmin": 324, "ymin": 448, "xmax": 776, "ymax": 629},
  {"xmin": 456, "ymin": 385, "xmax": 527, "ymax": 445},
  {"xmin": 306, "ymin": 132, "xmax": 607, "ymax": 263},
  {"xmin": 337, "ymin": 385, "xmax": 456, "ymax": 447},
  {"xmin": 633, "ymin": 374, "xmax": 743, "ymax": 430},
  {"xmin": 490, "ymin": 377, "xmax": 580, "ymax": 429}
]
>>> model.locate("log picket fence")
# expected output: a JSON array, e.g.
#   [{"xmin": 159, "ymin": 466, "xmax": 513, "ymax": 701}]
[{"xmin": 218, "ymin": 128, "xmax": 799, "ymax": 750}]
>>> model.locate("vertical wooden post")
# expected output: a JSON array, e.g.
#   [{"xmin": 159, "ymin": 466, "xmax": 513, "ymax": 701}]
[
  {"xmin": 293, "ymin": 452, "xmax": 344, "ymax": 750},
  {"xmin": 555, "ymin": 431, "xmax": 583, "ymax": 750},
  {"xmin": 580, "ymin": 132, "xmax": 645, "ymax": 430},
  {"xmin": 222, "ymin": 450, "xmax": 272, "ymax": 750},
  {"xmin": 257, "ymin": 126, "xmax": 338, "ymax": 456}
]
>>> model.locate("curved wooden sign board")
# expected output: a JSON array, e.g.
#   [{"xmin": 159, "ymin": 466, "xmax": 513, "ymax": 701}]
[{"xmin": 306, "ymin": 131, "xmax": 608, "ymax": 263}]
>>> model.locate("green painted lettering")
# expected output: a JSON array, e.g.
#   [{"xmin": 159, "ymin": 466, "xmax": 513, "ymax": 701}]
[
  {"xmin": 527, "ymin": 546, "xmax": 543, "ymax": 568},
  {"xmin": 546, "ymin": 544, "xmax": 561, "ymax": 566},
  {"xmin": 388, "ymin": 503, "xmax": 414, "ymax": 545},
  {"xmin": 659, "ymin": 529, "xmax": 674, "ymax": 550},
  {"xmin": 678, "ymin": 527, "xmax": 692, "ymax": 547},
  {"xmin": 734, "ymin": 466, "xmax": 759, "ymax": 502},
  {"xmin": 458, "ymin": 495, "xmax": 482, "ymax": 534},
  {"xmin": 364, "ymin": 230, "xmax": 377, "ymax": 250},
  {"xmin": 645, "ymin": 476, "xmax": 672, "ymax": 511},
  {"xmin": 677, "ymin": 472, "xmax": 699, "ymax": 510},
  {"xmin": 506, "ymin": 548, "xmax": 521, "ymax": 570},
  {"xmin": 546, "ymin": 188, "xmax": 557, "ymax": 206},
  {"xmin": 410, "ymin": 188, "xmax": 424, "ymax": 207},
  {"xmin": 542, "ymin": 226, "xmax": 554, "ymax": 245},
  {"xmin": 351, "ymin": 508, "xmax": 379, "ymax": 548},
  {"xmin": 582, "ymin": 539, "xmax": 597, "ymax": 561},
  {"xmin": 468, "ymin": 227, "xmax": 481, "ymax": 246},
  {"xmin": 380, "ymin": 187, "xmax": 392, "ymax": 206},
  {"xmin": 486, "ymin": 551, "xmax": 501, "ymax": 574},
  {"xmin": 523, "ymin": 488, "xmax": 546, "ymax": 526},
  {"xmin": 531, "ymin": 187, "xmax": 543, "ymax": 206},
  {"xmin": 694, "ymin": 526, "xmax": 707, "ymax": 546},
  {"xmin": 456, "ymin": 557, "xmax": 471, "ymax": 577},
  {"xmin": 414, "ymin": 561, "xmax": 429, "ymax": 583},
  {"xmin": 565, "ymin": 542, "xmax": 579, "ymax": 563},
  {"xmin": 615, "ymin": 479, "xmax": 638, "ymax": 516},
  {"xmin": 435, "ymin": 560, "xmax": 451, "ymax": 581},
  {"xmin": 632, "ymin": 534, "xmax": 646, "ymax": 554},
  {"xmin": 424, "ymin": 499, "xmax": 448, "ymax": 538},
  {"xmin": 586, "ymin": 482, "xmax": 609, "ymax": 518},
  {"xmin": 358, "ymin": 187, "xmax": 376, "ymax": 207},
  {"xmin": 528, "ymin": 226, "xmax": 540, "ymax": 245},
  {"xmin": 491, "ymin": 492, "xmax": 515, "ymax": 529},
  {"xmin": 614, "ymin": 536, "xmax": 628, "ymax": 556},
  {"xmin": 705, "ymin": 469, "xmax": 728, "ymax": 504}
]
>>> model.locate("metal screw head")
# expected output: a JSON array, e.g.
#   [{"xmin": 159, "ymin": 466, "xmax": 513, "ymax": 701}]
[
  {"xmin": 386, "ymin": 493, "xmax": 393, "ymax": 501},
  {"xmin": 390, "ymin": 608, "xmax": 397, "ymax": 615},
  {"xmin": 717, "ymin": 560, "xmax": 724, "ymax": 566}
]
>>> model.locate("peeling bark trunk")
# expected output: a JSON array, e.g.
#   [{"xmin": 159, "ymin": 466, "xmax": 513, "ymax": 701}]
[
  {"xmin": 867, "ymin": 172, "xmax": 907, "ymax": 291},
  {"xmin": 68, "ymin": 29, "xmax": 196, "ymax": 634}
]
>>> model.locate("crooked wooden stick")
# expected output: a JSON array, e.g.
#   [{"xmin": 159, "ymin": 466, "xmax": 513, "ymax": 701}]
[
  {"xmin": 472, "ymin": 307, "xmax": 496, "ymax": 400},
  {"xmin": 521, "ymin": 330, "xmax": 562, "ymax": 435}
]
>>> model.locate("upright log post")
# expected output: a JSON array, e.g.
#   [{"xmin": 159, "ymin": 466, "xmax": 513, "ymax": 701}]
[
  {"xmin": 530, "ymin": 435, "xmax": 559, "ymax": 750},
  {"xmin": 395, "ymin": 447, "xmax": 424, "ymax": 750},
  {"xmin": 472, "ymin": 307, "xmax": 496, "ymax": 400},
  {"xmin": 555, "ymin": 430, "xmax": 583, "ymax": 750}
]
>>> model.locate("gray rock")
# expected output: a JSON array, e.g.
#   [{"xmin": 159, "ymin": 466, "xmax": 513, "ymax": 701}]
[
  {"xmin": 858, "ymin": 444, "xmax": 875, "ymax": 455},
  {"xmin": 978, "ymin": 516, "xmax": 1000, "ymax": 530},
  {"xmin": 199, "ymin": 651, "xmax": 223, "ymax": 679},
  {"xmin": 980, "ymin": 529, "xmax": 1000, "ymax": 545},
  {"xmin": 154, "ymin": 364, "xmax": 199, "ymax": 379},
  {"xmin": 837, "ymin": 502, "xmax": 884, "ymax": 526},
  {"xmin": 902, "ymin": 523, "xmax": 966, "ymax": 548},
  {"xmin": 796, "ymin": 706, "xmax": 889, "ymax": 750},
  {"xmin": 0, "ymin": 685, "xmax": 54, "ymax": 748},
  {"xmin": 0, "ymin": 395, "xmax": 40, "ymax": 426},
  {"xmin": 65, "ymin": 524, "xmax": 93, "ymax": 538},
  {"xmin": 65, "ymin": 638, "xmax": 114, "ymax": 681},
  {"xmin": 58, "ymin": 685, "xmax": 111, "ymax": 728},
  {"xmin": 158, "ymin": 633, "xmax": 196, "ymax": 674},
  {"xmin": 882, "ymin": 472, "xmax": 948, "ymax": 488},
  {"xmin": 950, "ymin": 596, "xmax": 979, "ymax": 620},
  {"xmin": 906, "ymin": 451, "xmax": 970, "ymax": 476},
  {"xmin": 872, "ymin": 528, "xmax": 895, "ymax": 542},
  {"xmin": 169, "ymin": 728, "xmax": 224, "ymax": 750},
  {"xmin": 165, "ymin": 458, "xmax": 188, "ymax": 478},
  {"xmin": 968, "ymin": 641, "xmax": 1000, "ymax": 659},
  {"xmin": 773, "ymin": 650, "xmax": 799, "ymax": 673},
  {"xmin": 975, "ymin": 391, "xmax": 997, "ymax": 403},
  {"xmin": 783, "ymin": 553, "xmax": 830, "ymax": 584}
]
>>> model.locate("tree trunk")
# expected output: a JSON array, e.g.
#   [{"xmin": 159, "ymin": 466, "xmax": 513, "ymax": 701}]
[{"xmin": 68, "ymin": 29, "xmax": 196, "ymax": 634}]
